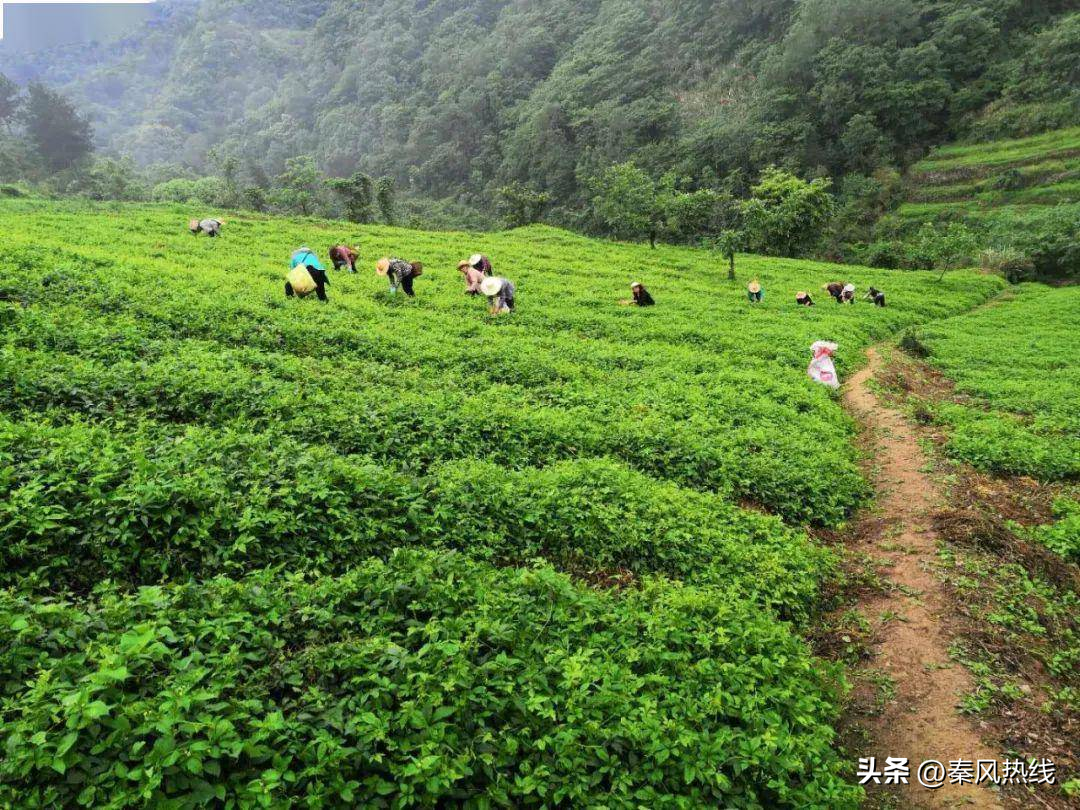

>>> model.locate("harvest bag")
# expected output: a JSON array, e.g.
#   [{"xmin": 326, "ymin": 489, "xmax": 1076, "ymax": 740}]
[
  {"xmin": 287, "ymin": 265, "xmax": 317, "ymax": 296},
  {"xmin": 807, "ymin": 341, "xmax": 840, "ymax": 389}
]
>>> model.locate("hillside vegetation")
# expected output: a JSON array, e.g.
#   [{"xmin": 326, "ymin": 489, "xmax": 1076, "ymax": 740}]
[
  {"xmin": 1, "ymin": 1, "xmax": 1077, "ymax": 217},
  {"xmin": 0, "ymin": 199, "xmax": 1005, "ymax": 806},
  {"xmin": 915, "ymin": 284, "xmax": 1080, "ymax": 482},
  {"xmin": 904, "ymin": 127, "xmax": 1080, "ymax": 211}
]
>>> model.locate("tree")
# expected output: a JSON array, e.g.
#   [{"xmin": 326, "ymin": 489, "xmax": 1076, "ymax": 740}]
[
  {"xmin": 375, "ymin": 176, "xmax": 396, "ymax": 225},
  {"xmin": 911, "ymin": 221, "xmax": 980, "ymax": 279},
  {"xmin": 66, "ymin": 157, "xmax": 147, "ymax": 201},
  {"xmin": 0, "ymin": 73, "xmax": 20, "ymax": 129},
  {"xmin": 208, "ymin": 147, "xmax": 241, "ymax": 207},
  {"xmin": 588, "ymin": 163, "xmax": 669, "ymax": 247},
  {"xmin": 707, "ymin": 229, "xmax": 745, "ymax": 280},
  {"xmin": 21, "ymin": 83, "xmax": 93, "ymax": 173},
  {"xmin": 498, "ymin": 182, "xmax": 551, "ymax": 228},
  {"xmin": 243, "ymin": 186, "xmax": 269, "ymax": 212},
  {"xmin": 662, "ymin": 188, "xmax": 732, "ymax": 243},
  {"xmin": 328, "ymin": 171, "xmax": 374, "ymax": 223},
  {"xmin": 277, "ymin": 155, "xmax": 324, "ymax": 216},
  {"xmin": 739, "ymin": 167, "xmax": 835, "ymax": 258}
]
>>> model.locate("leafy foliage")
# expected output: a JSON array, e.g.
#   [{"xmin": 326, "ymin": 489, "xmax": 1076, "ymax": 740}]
[
  {"xmin": 0, "ymin": 551, "xmax": 862, "ymax": 808},
  {"xmin": 740, "ymin": 168, "xmax": 835, "ymax": 259},
  {"xmin": 20, "ymin": 83, "xmax": 93, "ymax": 173},
  {"xmin": 917, "ymin": 285, "xmax": 1080, "ymax": 481},
  {"xmin": 0, "ymin": 197, "xmax": 1007, "ymax": 804}
]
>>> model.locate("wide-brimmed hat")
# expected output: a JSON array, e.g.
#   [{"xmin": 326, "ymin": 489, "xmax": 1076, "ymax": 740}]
[
  {"xmin": 748, "ymin": 281, "xmax": 762, "ymax": 293},
  {"xmin": 470, "ymin": 254, "xmax": 484, "ymax": 268},
  {"xmin": 458, "ymin": 260, "xmax": 471, "ymax": 271},
  {"xmin": 843, "ymin": 283, "xmax": 855, "ymax": 293},
  {"xmin": 796, "ymin": 291, "xmax": 809, "ymax": 298},
  {"xmin": 188, "ymin": 219, "xmax": 200, "ymax": 231},
  {"xmin": 630, "ymin": 281, "xmax": 643, "ymax": 289},
  {"xmin": 480, "ymin": 277, "xmax": 502, "ymax": 297},
  {"xmin": 376, "ymin": 257, "xmax": 391, "ymax": 276}
]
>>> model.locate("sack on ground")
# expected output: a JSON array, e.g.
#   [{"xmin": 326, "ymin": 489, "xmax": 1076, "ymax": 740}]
[
  {"xmin": 808, "ymin": 355, "xmax": 839, "ymax": 388},
  {"xmin": 288, "ymin": 265, "xmax": 317, "ymax": 296}
]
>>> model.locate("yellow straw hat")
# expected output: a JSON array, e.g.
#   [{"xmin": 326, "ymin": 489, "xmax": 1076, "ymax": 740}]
[
  {"xmin": 748, "ymin": 280, "xmax": 762, "ymax": 294},
  {"xmin": 376, "ymin": 257, "xmax": 391, "ymax": 276}
]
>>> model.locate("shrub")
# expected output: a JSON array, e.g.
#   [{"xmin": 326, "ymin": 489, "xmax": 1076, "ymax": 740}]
[
  {"xmin": 0, "ymin": 551, "xmax": 862, "ymax": 809},
  {"xmin": 0, "ymin": 419, "xmax": 833, "ymax": 620},
  {"xmin": 979, "ymin": 247, "xmax": 1034, "ymax": 282},
  {"xmin": 899, "ymin": 329, "xmax": 931, "ymax": 358},
  {"xmin": 862, "ymin": 241, "xmax": 904, "ymax": 269}
]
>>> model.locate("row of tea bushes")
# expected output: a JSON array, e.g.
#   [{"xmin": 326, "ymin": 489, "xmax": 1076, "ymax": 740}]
[
  {"xmin": 916, "ymin": 284, "xmax": 1080, "ymax": 480},
  {"xmin": 0, "ymin": 343, "xmax": 864, "ymax": 525},
  {"xmin": 0, "ymin": 417, "xmax": 831, "ymax": 621},
  {"xmin": 0, "ymin": 550, "xmax": 862, "ymax": 809}
]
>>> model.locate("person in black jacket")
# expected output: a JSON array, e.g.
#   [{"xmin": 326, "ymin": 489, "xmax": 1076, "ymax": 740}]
[
  {"xmin": 866, "ymin": 286, "xmax": 887, "ymax": 307},
  {"xmin": 621, "ymin": 281, "xmax": 655, "ymax": 306}
]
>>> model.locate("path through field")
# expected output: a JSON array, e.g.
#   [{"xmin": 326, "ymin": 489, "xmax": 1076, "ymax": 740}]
[{"xmin": 843, "ymin": 347, "xmax": 1004, "ymax": 809}]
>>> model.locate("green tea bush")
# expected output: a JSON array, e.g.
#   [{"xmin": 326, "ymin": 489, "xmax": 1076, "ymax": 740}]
[
  {"xmin": 1025, "ymin": 499, "xmax": 1080, "ymax": 563},
  {"xmin": 919, "ymin": 285, "xmax": 1080, "ymax": 481},
  {"xmin": 0, "ymin": 418, "xmax": 831, "ymax": 620},
  {"xmin": 0, "ymin": 551, "xmax": 862, "ymax": 809},
  {"xmin": 0, "ymin": 198, "xmax": 1006, "ymax": 804},
  {"xmin": 0, "ymin": 203, "xmax": 1002, "ymax": 525}
]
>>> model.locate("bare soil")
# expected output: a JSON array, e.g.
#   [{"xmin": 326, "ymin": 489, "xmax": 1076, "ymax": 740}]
[{"xmin": 841, "ymin": 347, "xmax": 1005, "ymax": 809}]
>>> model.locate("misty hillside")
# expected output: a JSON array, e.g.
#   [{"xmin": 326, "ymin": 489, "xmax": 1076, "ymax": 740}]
[{"xmin": 2, "ymin": 0, "xmax": 1077, "ymax": 215}]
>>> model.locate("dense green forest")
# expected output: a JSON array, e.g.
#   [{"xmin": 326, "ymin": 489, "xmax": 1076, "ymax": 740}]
[{"xmin": 1, "ymin": 0, "xmax": 1077, "ymax": 273}]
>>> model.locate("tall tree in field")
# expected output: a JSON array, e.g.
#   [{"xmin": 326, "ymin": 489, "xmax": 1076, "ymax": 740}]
[
  {"xmin": 277, "ymin": 155, "xmax": 324, "ymax": 216},
  {"xmin": 375, "ymin": 176, "xmax": 396, "ymax": 225},
  {"xmin": 328, "ymin": 171, "xmax": 374, "ymax": 223},
  {"xmin": 588, "ymin": 162, "xmax": 670, "ymax": 248},
  {"xmin": 709, "ymin": 229, "xmax": 745, "ymax": 281},
  {"xmin": 0, "ymin": 74, "xmax": 20, "ymax": 129},
  {"xmin": 740, "ymin": 167, "xmax": 835, "ymax": 258},
  {"xmin": 22, "ymin": 83, "xmax": 92, "ymax": 172},
  {"xmin": 498, "ymin": 182, "xmax": 551, "ymax": 228}
]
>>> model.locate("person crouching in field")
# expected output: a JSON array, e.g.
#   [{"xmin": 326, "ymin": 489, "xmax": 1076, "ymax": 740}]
[
  {"xmin": 620, "ymin": 281, "xmax": 654, "ymax": 306},
  {"xmin": 747, "ymin": 279, "xmax": 764, "ymax": 303},
  {"xmin": 866, "ymin": 286, "xmax": 886, "ymax": 307},
  {"xmin": 796, "ymin": 291, "xmax": 815, "ymax": 306},
  {"xmin": 377, "ymin": 257, "xmax": 423, "ymax": 297},
  {"xmin": 466, "ymin": 254, "xmax": 493, "ymax": 276},
  {"xmin": 481, "ymin": 276, "xmax": 515, "ymax": 315},
  {"xmin": 329, "ymin": 245, "xmax": 359, "ymax": 273},
  {"xmin": 189, "ymin": 218, "xmax": 223, "ymax": 237},
  {"xmin": 287, "ymin": 247, "xmax": 329, "ymax": 301},
  {"xmin": 286, "ymin": 261, "xmax": 329, "ymax": 302},
  {"xmin": 824, "ymin": 282, "xmax": 844, "ymax": 303},
  {"xmin": 458, "ymin": 260, "xmax": 485, "ymax": 295}
]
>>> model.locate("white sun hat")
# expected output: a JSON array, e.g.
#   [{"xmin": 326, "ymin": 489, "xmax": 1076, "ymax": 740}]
[
  {"xmin": 480, "ymin": 276, "xmax": 502, "ymax": 297},
  {"xmin": 630, "ymin": 281, "xmax": 643, "ymax": 289},
  {"xmin": 470, "ymin": 254, "xmax": 484, "ymax": 267}
]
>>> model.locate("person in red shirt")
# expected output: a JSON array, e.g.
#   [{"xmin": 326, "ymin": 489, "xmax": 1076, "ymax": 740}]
[{"xmin": 329, "ymin": 245, "xmax": 359, "ymax": 273}]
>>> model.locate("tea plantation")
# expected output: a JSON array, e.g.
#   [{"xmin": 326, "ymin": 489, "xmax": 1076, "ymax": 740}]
[
  {"xmin": 0, "ymin": 199, "xmax": 1005, "ymax": 807},
  {"xmin": 914, "ymin": 284, "xmax": 1080, "ymax": 563},
  {"xmin": 901, "ymin": 126, "xmax": 1080, "ymax": 220}
]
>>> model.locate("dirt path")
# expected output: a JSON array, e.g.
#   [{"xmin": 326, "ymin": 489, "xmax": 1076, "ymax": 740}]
[{"xmin": 842, "ymin": 347, "xmax": 1004, "ymax": 809}]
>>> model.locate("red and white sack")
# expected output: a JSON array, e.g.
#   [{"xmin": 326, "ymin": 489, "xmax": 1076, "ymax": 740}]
[{"xmin": 808, "ymin": 341, "xmax": 840, "ymax": 389}]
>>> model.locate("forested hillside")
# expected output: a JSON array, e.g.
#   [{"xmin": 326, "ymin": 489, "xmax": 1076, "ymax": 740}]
[{"xmin": 2, "ymin": 0, "xmax": 1076, "ymax": 219}]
